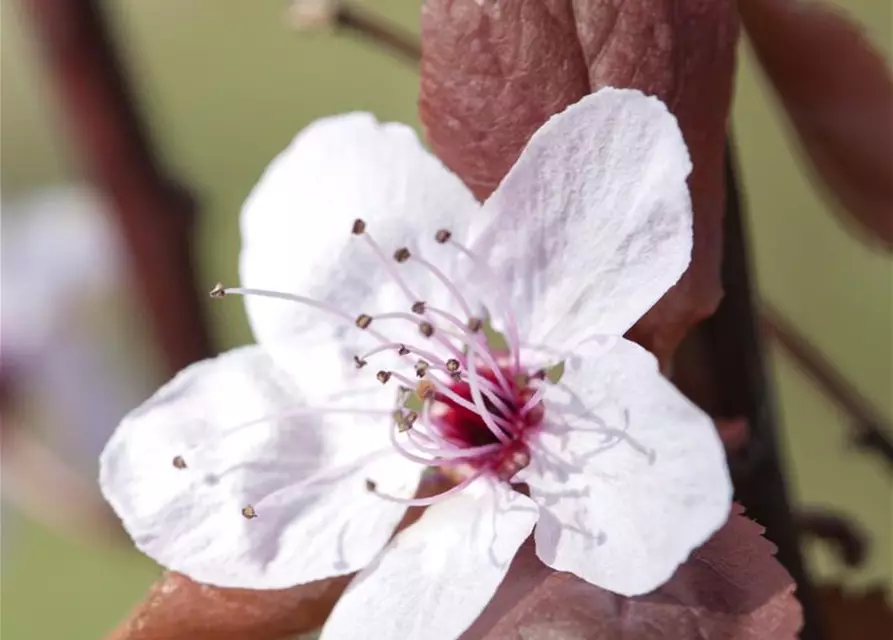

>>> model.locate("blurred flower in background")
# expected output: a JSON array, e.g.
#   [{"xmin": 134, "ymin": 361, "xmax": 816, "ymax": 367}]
[{"xmin": 1, "ymin": 185, "xmax": 152, "ymax": 547}]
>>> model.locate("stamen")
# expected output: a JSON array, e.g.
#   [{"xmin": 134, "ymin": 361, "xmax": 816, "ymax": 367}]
[
  {"xmin": 464, "ymin": 342, "xmax": 512, "ymax": 443},
  {"xmin": 370, "ymin": 470, "xmax": 483, "ymax": 507},
  {"xmin": 216, "ymin": 286, "xmax": 390, "ymax": 343},
  {"xmin": 434, "ymin": 229, "xmax": 452, "ymax": 244},
  {"xmin": 446, "ymin": 359, "xmax": 460, "ymax": 373},
  {"xmin": 415, "ymin": 360, "xmax": 430, "ymax": 377},
  {"xmin": 519, "ymin": 384, "xmax": 548, "ymax": 417},
  {"xmin": 468, "ymin": 317, "xmax": 483, "ymax": 333},
  {"xmin": 353, "ymin": 356, "xmax": 367, "ymax": 369},
  {"xmin": 351, "ymin": 219, "xmax": 367, "ymax": 235},
  {"xmin": 398, "ymin": 344, "xmax": 410, "ymax": 355},
  {"xmin": 241, "ymin": 505, "xmax": 258, "ymax": 519},
  {"xmin": 364, "ymin": 478, "xmax": 377, "ymax": 492},
  {"xmin": 172, "ymin": 456, "xmax": 187, "ymax": 469},
  {"xmin": 393, "ymin": 247, "xmax": 411, "ymax": 263},
  {"xmin": 411, "ymin": 301, "xmax": 427, "ymax": 315},
  {"xmin": 419, "ymin": 321, "xmax": 435, "ymax": 338},
  {"xmin": 416, "ymin": 380, "xmax": 436, "ymax": 401},
  {"xmin": 209, "ymin": 283, "xmax": 226, "ymax": 298},
  {"xmin": 376, "ymin": 370, "xmax": 392, "ymax": 384}
]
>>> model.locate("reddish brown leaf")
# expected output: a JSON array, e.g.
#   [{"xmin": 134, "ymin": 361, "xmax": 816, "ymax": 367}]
[
  {"xmin": 420, "ymin": 0, "xmax": 740, "ymax": 365},
  {"xmin": 105, "ymin": 572, "xmax": 350, "ymax": 640},
  {"xmin": 740, "ymin": 0, "xmax": 893, "ymax": 249},
  {"xmin": 463, "ymin": 504, "xmax": 803, "ymax": 639},
  {"xmin": 817, "ymin": 584, "xmax": 893, "ymax": 640}
]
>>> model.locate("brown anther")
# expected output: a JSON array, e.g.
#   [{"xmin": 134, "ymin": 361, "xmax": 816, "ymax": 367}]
[
  {"xmin": 393, "ymin": 247, "xmax": 411, "ymax": 263},
  {"xmin": 209, "ymin": 283, "xmax": 226, "ymax": 298},
  {"xmin": 467, "ymin": 317, "xmax": 483, "ymax": 333},
  {"xmin": 353, "ymin": 356, "xmax": 367, "ymax": 369},
  {"xmin": 241, "ymin": 505, "xmax": 258, "ymax": 519},
  {"xmin": 172, "ymin": 455, "xmax": 187, "ymax": 469},
  {"xmin": 351, "ymin": 219, "xmax": 366, "ymax": 235},
  {"xmin": 397, "ymin": 344, "xmax": 410, "ymax": 356},
  {"xmin": 415, "ymin": 360, "xmax": 430, "ymax": 377},
  {"xmin": 435, "ymin": 229, "xmax": 452, "ymax": 244},
  {"xmin": 402, "ymin": 411, "xmax": 419, "ymax": 431},
  {"xmin": 419, "ymin": 321, "xmax": 435, "ymax": 338},
  {"xmin": 411, "ymin": 301, "xmax": 427, "ymax": 315},
  {"xmin": 392, "ymin": 410, "xmax": 408, "ymax": 429},
  {"xmin": 376, "ymin": 370, "xmax": 392, "ymax": 384},
  {"xmin": 355, "ymin": 314, "xmax": 373, "ymax": 329},
  {"xmin": 445, "ymin": 358, "xmax": 460, "ymax": 373},
  {"xmin": 416, "ymin": 380, "xmax": 436, "ymax": 400},
  {"xmin": 365, "ymin": 478, "xmax": 377, "ymax": 492}
]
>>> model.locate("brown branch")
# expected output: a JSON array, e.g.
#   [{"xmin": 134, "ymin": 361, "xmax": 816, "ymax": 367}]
[
  {"xmin": 795, "ymin": 510, "xmax": 868, "ymax": 568},
  {"xmin": 289, "ymin": 1, "xmax": 421, "ymax": 63},
  {"xmin": 761, "ymin": 306, "xmax": 893, "ymax": 470},
  {"xmin": 24, "ymin": 0, "xmax": 214, "ymax": 375}
]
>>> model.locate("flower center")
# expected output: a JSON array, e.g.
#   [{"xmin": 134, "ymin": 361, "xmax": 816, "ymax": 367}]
[
  {"xmin": 211, "ymin": 218, "xmax": 563, "ymax": 513},
  {"xmin": 435, "ymin": 368, "xmax": 544, "ymax": 480}
]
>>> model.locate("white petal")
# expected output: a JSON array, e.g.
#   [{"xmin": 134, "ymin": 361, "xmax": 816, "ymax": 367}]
[
  {"xmin": 527, "ymin": 338, "xmax": 731, "ymax": 596},
  {"xmin": 239, "ymin": 113, "xmax": 482, "ymax": 388},
  {"xmin": 321, "ymin": 480, "xmax": 538, "ymax": 640},
  {"xmin": 100, "ymin": 346, "xmax": 422, "ymax": 589},
  {"xmin": 476, "ymin": 88, "xmax": 693, "ymax": 349}
]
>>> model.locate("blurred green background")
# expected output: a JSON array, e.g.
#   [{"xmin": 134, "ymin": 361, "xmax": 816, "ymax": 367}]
[{"xmin": 1, "ymin": 1, "xmax": 890, "ymax": 638}]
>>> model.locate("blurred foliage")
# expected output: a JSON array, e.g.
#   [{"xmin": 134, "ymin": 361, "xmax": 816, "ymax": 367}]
[{"xmin": 0, "ymin": 1, "xmax": 890, "ymax": 639}]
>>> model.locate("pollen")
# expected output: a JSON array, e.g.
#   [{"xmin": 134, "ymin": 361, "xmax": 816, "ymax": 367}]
[
  {"xmin": 416, "ymin": 379, "xmax": 436, "ymax": 400},
  {"xmin": 419, "ymin": 321, "xmax": 435, "ymax": 338},
  {"xmin": 355, "ymin": 314, "xmax": 373, "ymax": 329},
  {"xmin": 241, "ymin": 505, "xmax": 258, "ymax": 519}
]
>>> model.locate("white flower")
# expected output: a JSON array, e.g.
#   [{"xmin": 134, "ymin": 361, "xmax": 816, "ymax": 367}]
[{"xmin": 100, "ymin": 88, "xmax": 732, "ymax": 640}]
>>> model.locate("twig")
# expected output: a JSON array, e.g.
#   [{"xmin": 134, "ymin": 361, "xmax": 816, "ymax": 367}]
[
  {"xmin": 795, "ymin": 510, "xmax": 868, "ymax": 567},
  {"xmin": 289, "ymin": 1, "xmax": 421, "ymax": 62},
  {"xmin": 23, "ymin": 0, "xmax": 214, "ymax": 375},
  {"xmin": 762, "ymin": 306, "xmax": 893, "ymax": 470}
]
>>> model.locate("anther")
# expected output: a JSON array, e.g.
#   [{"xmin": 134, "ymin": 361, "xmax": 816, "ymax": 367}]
[
  {"xmin": 419, "ymin": 321, "xmax": 435, "ymax": 338},
  {"xmin": 353, "ymin": 356, "xmax": 367, "ymax": 369},
  {"xmin": 397, "ymin": 344, "xmax": 410, "ymax": 356},
  {"xmin": 393, "ymin": 247, "xmax": 411, "ymax": 263},
  {"xmin": 365, "ymin": 478, "xmax": 377, "ymax": 492},
  {"xmin": 435, "ymin": 229, "xmax": 452, "ymax": 244},
  {"xmin": 416, "ymin": 380, "xmax": 436, "ymax": 400},
  {"xmin": 415, "ymin": 360, "xmax": 430, "ymax": 378},
  {"xmin": 467, "ymin": 317, "xmax": 483, "ymax": 333},
  {"xmin": 172, "ymin": 455, "xmax": 187, "ymax": 469},
  {"xmin": 351, "ymin": 219, "xmax": 367, "ymax": 235},
  {"xmin": 446, "ymin": 358, "xmax": 460, "ymax": 373},
  {"xmin": 377, "ymin": 370, "xmax": 392, "ymax": 384},
  {"xmin": 241, "ymin": 505, "xmax": 258, "ymax": 519},
  {"xmin": 411, "ymin": 301, "xmax": 427, "ymax": 315},
  {"xmin": 355, "ymin": 314, "xmax": 373, "ymax": 329},
  {"xmin": 209, "ymin": 283, "xmax": 226, "ymax": 299}
]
